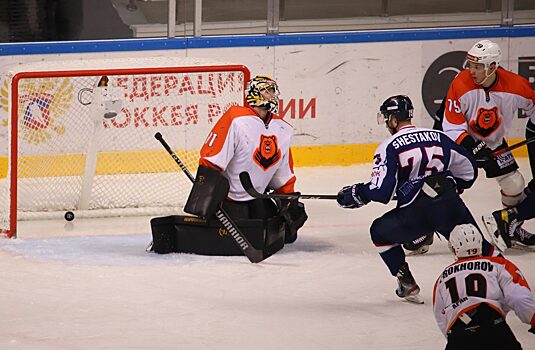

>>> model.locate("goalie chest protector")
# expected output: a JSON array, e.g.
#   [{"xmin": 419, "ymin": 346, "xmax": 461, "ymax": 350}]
[{"xmin": 150, "ymin": 215, "xmax": 285, "ymax": 256}]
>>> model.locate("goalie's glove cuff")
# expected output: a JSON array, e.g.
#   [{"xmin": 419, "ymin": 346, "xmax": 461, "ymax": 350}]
[{"xmin": 337, "ymin": 183, "xmax": 370, "ymax": 209}]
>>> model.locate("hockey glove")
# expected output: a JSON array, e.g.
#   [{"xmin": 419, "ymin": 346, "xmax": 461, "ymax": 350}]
[
  {"xmin": 277, "ymin": 195, "xmax": 308, "ymax": 244},
  {"xmin": 525, "ymin": 179, "xmax": 535, "ymax": 197},
  {"xmin": 471, "ymin": 140, "xmax": 494, "ymax": 168},
  {"xmin": 460, "ymin": 136, "xmax": 493, "ymax": 169},
  {"xmin": 337, "ymin": 183, "xmax": 370, "ymax": 209}
]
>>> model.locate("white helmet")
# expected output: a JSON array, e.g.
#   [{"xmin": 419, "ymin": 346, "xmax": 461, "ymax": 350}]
[
  {"xmin": 448, "ymin": 224, "xmax": 483, "ymax": 259},
  {"xmin": 466, "ymin": 40, "xmax": 501, "ymax": 69}
]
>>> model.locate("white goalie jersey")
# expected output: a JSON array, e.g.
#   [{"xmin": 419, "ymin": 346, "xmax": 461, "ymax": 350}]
[
  {"xmin": 199, "ymin": 105, "xmax": 296, "ymax": 201},
  {"xmin": 433, "ymin": 256, "xmax": 535, "ymax": 337}
]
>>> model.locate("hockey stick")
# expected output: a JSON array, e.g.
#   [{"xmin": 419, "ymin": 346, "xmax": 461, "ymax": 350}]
[
  {"xmin": 154, "ymin": 132, "xmax": 283, "ymax": 263},
  {"xmin": 481, "ymin": 215, "xmax": 508, "ymax": 252},
  {"xmin": 239, "ymin": 171, "xmax": 338, "ymax": 200},
  {"xmin": 492, "ymin": 135, "xmax": 535, "ymax": 157}
]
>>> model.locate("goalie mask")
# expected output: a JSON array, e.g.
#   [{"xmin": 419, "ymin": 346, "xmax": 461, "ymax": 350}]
[
  {"xmin": 448, "ymin": 223, "xmax": 483, "ymax": 259},
  {"xmin": 245, "ymin": 75, "xmax": 280, "ymax": 114}
]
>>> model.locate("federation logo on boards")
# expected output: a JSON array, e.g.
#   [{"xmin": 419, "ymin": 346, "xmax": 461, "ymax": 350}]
[
  {"xmin": 1, "ymin": 79, "xmax": 10, "ymax": 127},
  {"xmin": 421, "ymin": 51, "xmax": 467, "ymax": 120},
  {"xmin": 16, "ymin": 78, "xmax": 72, "ymax": 145}
]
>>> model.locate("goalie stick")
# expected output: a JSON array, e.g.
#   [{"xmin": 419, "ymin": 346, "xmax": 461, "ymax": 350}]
[
  {"xmin": 492, "ymin": 135, "xmax": 535, "ymax": 157},
  {"xmin": 154, "ymin": 132, "xmax": 283, "ymax": 263},
  {"xmin": 239, "ymin": 171, "xmax": 337, "ymax": 200}
]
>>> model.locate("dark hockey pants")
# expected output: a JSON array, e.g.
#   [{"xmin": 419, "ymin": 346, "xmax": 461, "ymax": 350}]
[{"xmin": 370, "ymin": 189, "xmax": 494, "ymax": 276}]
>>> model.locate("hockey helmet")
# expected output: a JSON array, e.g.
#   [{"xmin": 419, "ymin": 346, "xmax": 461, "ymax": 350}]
[
  {"xmin": 245, "ymin": 75, "xmax": 280, "ymax": 114},
  {"xmin": 448, "ymin": 223, "xmax": 483, "ymax": 259},
  {"xmin": 465, "ymin": 40, "xmax": 501, "ymax": 70},
  {"xmin": 378, "ymin": 95, "xmax": 414, "ymax": 124}
]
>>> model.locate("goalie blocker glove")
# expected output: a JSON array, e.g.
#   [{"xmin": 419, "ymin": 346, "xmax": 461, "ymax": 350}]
[
  {"xmin": 337, "ymin": 183, "xmax": 370, "ymax": 209},
  {"xmin": 184, "ymin": 165, "xmax": 230, "ymax": 217}
]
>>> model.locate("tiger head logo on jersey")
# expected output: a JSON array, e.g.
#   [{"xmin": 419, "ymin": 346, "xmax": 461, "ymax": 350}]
[
  {"xmin": 253, "ymin": 134, "xmax": 281, "ymax": 170},
  {"xmin": 468, "ymin": 106, "xmax": 502, "ymax": 138}
]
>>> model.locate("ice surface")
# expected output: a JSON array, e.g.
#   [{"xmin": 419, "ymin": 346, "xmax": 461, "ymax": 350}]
[{"xmin": 1, "ymin": 161, "xmax": 534, "ymax": 350}]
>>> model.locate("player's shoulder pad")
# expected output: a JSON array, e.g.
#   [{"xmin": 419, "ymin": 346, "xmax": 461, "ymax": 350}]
[
  {"xmin": 495, "ymin": 68, "xmax": 534, "ymax": 98},
  {"xmin": 271, "ymin": 112, "xmax": 293, "ymax": 127},
  {"xmin": 210, "ymin": 106, "xmax": 257, "ymax": 136},
  {"xmin": 450, "ymin": 69, "xmax": 478, "ymax": 98},
  {"xmin": 214, "ymin": 106, "xmax": 259, "ymax": 129},
  {"xmin": 221, "ymin": 105, "xmax": 256, "ymax": 121}
]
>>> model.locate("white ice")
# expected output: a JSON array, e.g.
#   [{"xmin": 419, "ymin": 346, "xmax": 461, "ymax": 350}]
[{"xmin": 1, "ymin": 160, "xmax": 534, "ymax": 350}]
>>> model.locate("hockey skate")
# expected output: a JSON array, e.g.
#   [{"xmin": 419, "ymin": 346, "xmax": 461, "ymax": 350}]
[
  {"xmin": 491, "ymin": 208, "xmax": 519, "ymax": 249},
  {"xmin": 481, "ymin": 215, "xmax": 508, "ymax": 252},
  {"xmin": 403, "ymin": 233, "xmax": 434, "ymax": 255},
  {"xmin": 489, "ymin": 204, "xmax": 535, "ymax": 251},
  {"xmin": 395, "ymin": 262, "xmax": 423, "ymax": 304},
  {"xmin": 511, "ymin": 223, "xmax": 535, "ymax": 251}
]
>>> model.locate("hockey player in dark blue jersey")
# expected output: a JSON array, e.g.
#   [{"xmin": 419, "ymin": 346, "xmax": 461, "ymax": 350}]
[{"xmin": 337, "ymin": 95, "xmax": 497, "ymax": 304}]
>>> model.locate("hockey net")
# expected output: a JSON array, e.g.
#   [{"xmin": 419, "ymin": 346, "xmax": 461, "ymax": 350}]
[{"xmin": 0, "ymin": 57, "xmax": 250, "ymax": 238}]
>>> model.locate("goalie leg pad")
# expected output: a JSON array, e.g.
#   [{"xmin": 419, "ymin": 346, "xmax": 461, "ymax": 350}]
[
  {"xmin": 266, "ymin": 215, "xmax": 286, "ymax": 247},
  {"xmin": 150, "ymin": 215, "xmax": 179, "ymax": 254},
  {"xmin": 496, "ymin": 170, "xmax": 526, "ymax": 207},
  {"xmin": 222, "ymin": 198, "xmax": 285, "ymax": 247},
  {"xmin": 184, "ymin": 165, "xmax": 229, "ymax": 217},
  {"xmin": 221, "ymin": 198, "xmax": 278, "ymax": 220},
  {"xmin": 150, "ymin": 215, "xmax": 284, "ymax": 256}
]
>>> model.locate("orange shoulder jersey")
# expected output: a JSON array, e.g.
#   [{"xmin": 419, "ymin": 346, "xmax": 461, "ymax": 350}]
[
  {"xmin": 199, "ymin": 105, "xmax": 296, "ymax": 201},
  {"xmin": 442, "ymin": 68, "xmax": 535, "ymax": 149},
  {"xmin": 433, "ymin": 256, "xmax": 535, "ymax": 337}
]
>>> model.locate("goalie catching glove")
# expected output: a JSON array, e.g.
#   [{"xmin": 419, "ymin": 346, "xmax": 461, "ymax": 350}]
[
  {"xmin": 276, "ymin": 194, "xmax": 308, "ymax": 243},
  {"xmin": 337, "ymin": 183, "xmax": 370, "ymax": 209}
]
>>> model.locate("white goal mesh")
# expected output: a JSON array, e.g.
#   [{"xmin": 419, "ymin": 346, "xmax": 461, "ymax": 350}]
[{"xmin": 0, "ymin": 57, "xmax": 250, "ymax": 237}]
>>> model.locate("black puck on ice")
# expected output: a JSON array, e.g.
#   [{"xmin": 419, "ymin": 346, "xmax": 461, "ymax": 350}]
[{"xmin": 64, "ymin": 211, "xmax": 75, "ymax": 222}]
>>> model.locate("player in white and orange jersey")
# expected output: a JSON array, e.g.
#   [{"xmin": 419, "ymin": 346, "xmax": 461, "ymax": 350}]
[
  {"xmin": 433, "ymin": 224, "xmax": 535, "ymax": 349},
  {"xmin": 150, "ymin": 76, "xmax": 307, "ymax": 256},
  {"xmin": 198, "ymin": 76, "xmax": 297, "ymax": 203},
  {"xmin": 441, "ymin": 39, "xmax": 535, "ymax": 249}
]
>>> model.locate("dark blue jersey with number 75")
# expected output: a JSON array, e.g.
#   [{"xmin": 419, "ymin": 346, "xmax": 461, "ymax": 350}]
[{"xmin": 362, "ymin": 125, "xmax": 477, "ymax": 208}]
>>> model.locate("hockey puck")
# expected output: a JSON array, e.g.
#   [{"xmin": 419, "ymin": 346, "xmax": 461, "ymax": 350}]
[
  {"xmin": 103, "ymin": 111, "xmax": 117, "ymax": 119},
  {"xmin": 64, "ymin": 211, "xmax": 75, "ymax": 222}
]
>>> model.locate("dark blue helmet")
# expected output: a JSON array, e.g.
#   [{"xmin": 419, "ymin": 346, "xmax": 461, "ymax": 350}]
[{"xmin": 379, "ymin": 95, "xmax": 414, "ymax": 122}]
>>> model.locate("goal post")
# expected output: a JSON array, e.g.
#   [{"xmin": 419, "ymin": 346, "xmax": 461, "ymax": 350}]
[{"xmin": 0, "ymin": 57, "xmax": 250, "ymax": 238}]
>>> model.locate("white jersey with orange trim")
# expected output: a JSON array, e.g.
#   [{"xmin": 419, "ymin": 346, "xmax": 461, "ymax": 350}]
[
  {"xmin": 433, "ymin": 256, "xmax": 535, "ymax": 337},
  {"xmin": 442, "ymin": 68, "xmax": 535, "ymax": 149},
  {"xmin": 200, "ymin": 105, "xmax": 296, "ymax": 201}
]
